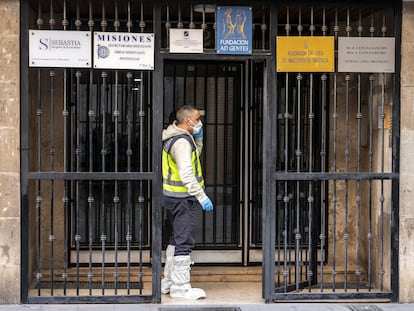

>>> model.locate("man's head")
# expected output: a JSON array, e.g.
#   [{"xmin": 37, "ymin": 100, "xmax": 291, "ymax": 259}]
[{"xmin": 175, "ymin": 105, "xmax": 202, "ymax": 134}]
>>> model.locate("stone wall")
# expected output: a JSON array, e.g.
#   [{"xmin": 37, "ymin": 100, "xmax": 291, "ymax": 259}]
[
  {"xmin": 399, "ymin": 2, "xmax": 414, "ymax": 303},
  {"xmin": 0, "ymin": 0, "xmax": 20, "ymax": 304}
]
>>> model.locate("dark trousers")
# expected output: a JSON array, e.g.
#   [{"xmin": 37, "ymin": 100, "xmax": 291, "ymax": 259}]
[{"xmin": 163, "ymin": 195, "xmax": 199, "ymax": 256}]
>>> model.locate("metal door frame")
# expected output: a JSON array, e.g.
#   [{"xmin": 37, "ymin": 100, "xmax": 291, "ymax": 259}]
[{"xmin": 162, "ymin": 59, "xmax": 267, "ymax": 265}]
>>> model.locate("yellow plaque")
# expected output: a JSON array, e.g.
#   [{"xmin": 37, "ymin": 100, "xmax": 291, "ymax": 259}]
[{"xmin": 276, "ymin": 36, "xmax": 335, "ymax": 72}]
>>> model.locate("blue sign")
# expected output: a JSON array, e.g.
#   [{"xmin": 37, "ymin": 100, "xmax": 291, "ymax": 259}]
[{"xmin": 216, "ymin": 6, "xmax": 252, "ymax": 55}]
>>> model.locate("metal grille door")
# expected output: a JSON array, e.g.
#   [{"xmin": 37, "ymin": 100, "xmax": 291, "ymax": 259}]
[
  {"xmin": 21, "ymin": 0, "xmax": 162, "ymax": 303},
  {"xmin": 262, "ymin": 3, "xmax": 400, "ymax": 302}
]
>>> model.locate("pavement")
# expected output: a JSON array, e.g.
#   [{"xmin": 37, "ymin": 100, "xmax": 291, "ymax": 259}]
[
  {"xmin": 0, "ymin": 303, "xmax": 413, "ymax": 311},
  {"xmin": 1, "ymin": 279, "xmax": 412, "ymax": 311}
]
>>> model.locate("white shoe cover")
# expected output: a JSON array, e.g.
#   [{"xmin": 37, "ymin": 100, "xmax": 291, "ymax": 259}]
[
  {"xmin": 169, "ymin": 255, "xmax": 206, "ymax": 300},
  {"xmin": 161, "ymin": 245, "xmax": 175, "ymax": 294},
  {"xmin": 170, "ymin": 283, "xmax": 206, "ymax": 300}
]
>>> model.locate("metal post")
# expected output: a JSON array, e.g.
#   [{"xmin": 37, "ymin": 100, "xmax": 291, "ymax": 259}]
[
  {"xmin": 262, "ymin": 1, "xmax": 277, "ymax": 302},
  {"xmin": 152, "ymin": 0, "xmax": 163, "ymax": 303}
]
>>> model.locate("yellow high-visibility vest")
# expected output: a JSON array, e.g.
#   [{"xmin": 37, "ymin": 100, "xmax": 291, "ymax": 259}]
[{"xmin": 162, "ymin": 134, "xmax": 204, "ymax": 197}]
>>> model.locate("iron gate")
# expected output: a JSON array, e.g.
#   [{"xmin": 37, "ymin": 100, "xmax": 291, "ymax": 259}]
[
  {"xmin": 262, "ymin": 2, "xmax": 400, "ymax": 302},
  {"xmin": 20, "ymin": 0, "xmax": 400, "ymax": 304},
  {"xmin": 21, "ymin": 0, "xmax": 162, "ymax": 304}
]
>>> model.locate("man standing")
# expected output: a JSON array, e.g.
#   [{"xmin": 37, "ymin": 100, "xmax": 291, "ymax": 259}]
[{"xmin": 161, "ymin": 105, "xmax": 214, "ymax": 299}]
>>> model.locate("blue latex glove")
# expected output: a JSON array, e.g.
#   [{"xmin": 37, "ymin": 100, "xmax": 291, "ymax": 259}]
[
  {"xmin": 200, "ymin": 197, "xmax": 214, "ymax": 211},
  {"xmin": 193, "ymin": 128, "xmax": 203, "ymax": 139}
]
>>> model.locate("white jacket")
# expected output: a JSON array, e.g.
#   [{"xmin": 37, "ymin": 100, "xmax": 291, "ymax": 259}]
[{"xmin": 162, "ymin": 121, "xmax": 207, "ymax": 203}]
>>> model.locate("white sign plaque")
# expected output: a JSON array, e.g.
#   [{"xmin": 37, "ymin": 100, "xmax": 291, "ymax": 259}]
[
  {"xmin": 93, "ymin": 32, "xmax": 154, "ymax": 70},
  {"xmin": 338, "ymin": 37, "xmax": 395, "ymax": 73},
  {"xmin": 169, "ymin": 29, "xmax": 203, "ymax": 53},
  {"xmin": 29, "ymin": 30, "xmax": 92, "ymax": 68}
]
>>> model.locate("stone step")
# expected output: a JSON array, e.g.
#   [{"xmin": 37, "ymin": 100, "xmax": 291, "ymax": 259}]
[{"xmin": 36, "ymin": 265, "xmax": 364, "ymax": 284}]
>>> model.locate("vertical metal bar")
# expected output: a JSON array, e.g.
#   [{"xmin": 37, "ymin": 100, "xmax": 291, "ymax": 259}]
[
  {"xmin": 213, "ymin": 64, "xmax": 219, "ymax": 244},
  {"xmin": 62, "ymin": 0, "xmax": 69, "ymax": 297},
  {"xmin": 320, "ymin": 74, "xmax": 327, "ymax": 293},
  {"xmin": 283, "ymin": 6, "xmax": 290, "ymax": 292},
  {"xmin": 140, "ymin": 1, "xmax": 146, "ymax": 31},
  {"xmin": 74, "ymin": 69, "xmax": 82, "ymax": 296},
  {"xmin": 284, "ymin": 118, "xmax": 290, "ymax": 282},
  {"xmin": 49, "ymin": 70, "xmax": 56, "ymax": 296},
  {"xmin": 87, "ymin": 0, "xmax": 94, "ymax": 296},
  {"xmin": 295, "ymin": 6, "xmax": 303, "ymax": 288},
  {"xmin": 201, "ymin": 4, "xmax": 207, "ymax": 34},
  {"xmin": 368, "ymin": 12, "xmax": 376, "ymax": 292},
  {"xmin": 223, "ymin": 65, "xmax": 229, "ymax": 244},
  {"xmin": 74, "ymin": 71, "xmax": 82, "ymax": 295},
  {"xmin": 368, "ymin": 74, "xmax": 374, "ymax": 292},
  {"xmin": 202, "ymin": 63, "xmax": 209, "ymax": 245},
  {"xmin": 138, "ymin": 74, "xmax": 145, "ymax": 296},
  {"xmin": 262, "ymin": 1, "xmax": 277, "ymax": 301},
  {"xmin": 177, "ymin": 2, "xmax": 183, "ymax": 29},
  {"xmin": 126, "ymin": 70, "xmax": 132, "ymax": 294},
  {"xmin": 379, "ymin": 80, "xmax": 386, "ymax": 292},
  {"xmin": 343, "ymin": 89, "xmax": 349, "ymax": 292},
  {"xmin": 138, "ymin": 0, "xmax": 146, "ymax": 295},
  {"xmin": 355, "ymin": 9, "xmax": 363, "ymax": 292},
  {"xmin": 194, "ymin": 64, "xmax": 203, "ymax": 243},
  {"xmin": 100, "ymin": 1, "xmax": 107, "ymax": 295},
  {"xmin": 379, "ymin": 11, "xmax": 388, "ymax": 291},
  {"xmin": 295, "ymin": 71, "xmax": 302, "ymax": 292},
  {"xmin": 343, "ymin": 8, "xmax": 352, "ymax": 292},
  {"xmin": 74, "ymin": 0, "xmax": 82, "ymax": 296},
  {"xmin": 165, "ymin": 3, "xmax": 170, "ymax": 49},
  {"xmin": 261, "ymin": 4, "xmax": 267, "ymax": 51},
  {"xmin": 319, "ymin": 7, "xmax": 328, "ymax": 293},
  {"xmin": 190, "ymin": 3, "xmax": 195, "ymax": 29},
  {"xmin": 48, "ymin": 0, "xmax": 56, "ymax": 295},
  {"xmin": 243, "ymin": 60, "xmax": 250, "ymax": 264},
  {"xmin": 49, "ymin": 0, "xmax": 55, "ymax": 30},
  {"xmin": 100, "ymin": 70, "xmax": 108, "ymax": 295},
  {"xmin": 35, "ymin": 1, "xmax": 43, "ymax": 297},
  {"xmin": 113, "ymin": 0, "xmax": 120, "ymax": 295},
  {"xmin": 274, "ymin": 45, "xmax": 284, "ymax": 287},
  {"xmin": 126, "ymin": 0, "xmax": 133, "ymax": 295},
  {"xmin": 307, "ymin": 6, "xmax": 315, "ymax": 292},
  {"xmin": 214, "ymin": 5, "xmax": 217, "ymax": 40},
  {"xmin": 152, "ymin": 0, "xmax": 163, "ymax": 302},
  {"xmin": 297, "ymin": 8, "xmax": 302, "ymax": 35},
  {"xmin": 332, "ymin": 8, "xmax": 339, "ymax": 292},
  {"xmin": 146, "ymin": 67, "xmax": 153, "ymax": 250},
  {"xmin": 183, "ymin": 62, "xmax": 187, "ymax": 109}
]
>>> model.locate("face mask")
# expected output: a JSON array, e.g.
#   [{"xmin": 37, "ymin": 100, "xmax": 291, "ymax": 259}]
[{"xmin": 190, "ymin": 119, "xmax": 203, "ymax": 135}]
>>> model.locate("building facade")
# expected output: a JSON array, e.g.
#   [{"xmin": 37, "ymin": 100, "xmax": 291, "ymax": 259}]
[{"xmin": 0, "ymin": 0, "xmax": 413, "ymax": 304}]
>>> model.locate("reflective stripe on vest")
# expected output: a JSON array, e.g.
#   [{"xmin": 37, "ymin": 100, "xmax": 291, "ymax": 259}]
[{"xmin": 162, "ymin": 134, "xmax": 204, "ymax": 197}]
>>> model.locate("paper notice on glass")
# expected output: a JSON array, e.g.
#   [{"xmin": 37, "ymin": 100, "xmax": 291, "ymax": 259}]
[
  {"xmin": 29, "ymin": 30, "xmax": 92, "ymax": 68},
  {"xmin": 338, "ymin": 37, "xmax": 395, "ymax": 73},
  {"xmin": 170, "ymin": 29, "xmax": 204, "ymax": 53}
]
